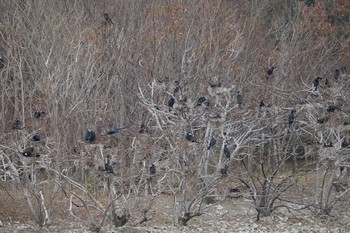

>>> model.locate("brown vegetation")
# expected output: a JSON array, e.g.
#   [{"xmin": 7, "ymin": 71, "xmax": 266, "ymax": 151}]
[{"xmin": 0, "ymin": 0, "xmax": 349, "ymax": 231}]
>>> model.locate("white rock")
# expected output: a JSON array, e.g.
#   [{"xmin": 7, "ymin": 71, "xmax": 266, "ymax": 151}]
[{"xmin": 216, "ymin": 205, "xmax": 223, "ymax": 210}]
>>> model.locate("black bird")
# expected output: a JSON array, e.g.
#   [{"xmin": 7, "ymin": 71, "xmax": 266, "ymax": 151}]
[
  {"xmin": 21, "ymin": 147, "xmax": 35, "ymax": 157},
  {"xmin": 34, "ymin": 111, "xmax": 45, "ymax": 118},
  {"xmin": 317, "ymin": 117, "xmax": 328, "ymax": 124},
  {"xmin": 104, "ymin": 163, "xmax": 116, "ymax": 175},
  {"xmin": 207, "ymin": 137, "xmax": 216, "ymax": 150},
  {"xmin": 266, "ymin": 65, "xmax": 276, "ymax": 75},
  {"xmin": 325, "ymin": 79, "xmax": 330, "ymax": 87},
  {"xmin": 299, "ymin": 99, "xmax": 306, "ymax": 105},
  {"xmin": 259, "ymin": 100, "xmax": 265, "ymax": 109},
  {"xmin": 186, "ymin": 132, "xmax": 197, "ymax": 143},
  {"xmin": 33, "ymin": 132, "xmax": 40, "ymax": 141},
  {"xmin": 327, "ymin": 105, "xmax": 340, "ymax": 112},
  {"xmin": 168, "ymin": 97, "xmax": 175, "ymax": 111},
  {"xmin": 197, "ymin": 96, "xmax": 209, "ymax": 107},
  {"xmin": 220, "ymin": 165, "xmax": 229, "ymax": 175},
  {"xmin": 341, "ymin": 139, "xmax": 350, "ymax": 148},
  {"xmin": 229, "ymin": 188, "xmax": 240, "ymax": 193},
  {"xmin": 288, "ymin": 109, "xmax": 296, "ymax": 127},
  {"xmin": 85, "ymin": 129, "xmax": 96, "ymax": 143},
  {"xmin": 149, "ymin": 164, "xmax": 156, "ymax": 175},
  {"xmin": 173, "ymin": 80, "xmax": 180, "ymax": 95},
  {"xmin": 0, "ymin": 53, "xmax": 4, "ymax": 69},
  {"xmin": 209, "ymin": 82, "xmax": 221, "ymax": 88},
  {"xmin": 139, "ymin": 122, "xmax": 147, "ymax": 133},
  {"xmin": 312, "ymin": 77, "xmax": 322, "ymax": 91},
  {"xmin": 323, "ymin": 143, "xmax": 333, "ymax": 148},
  {"xmin": 103, "ymin": 13, "xmax": 114, "ymax": 25},
  {"xmin": 12, "ymin": 119, "xmax": 21, "ymax": 130},
  {"xmin": 104, "ymin": 125, "xmax": 129, "ymax": 135},
  {"xmin": 236, "ymin": 91, "xmax": 243, "ymax": 107},
  {"xmin": 224, "ymin": 144, "xmax": 231, "ymax": 159},
  {"xmin": 334, "ymin": 68, "xmax": 340, "ymax": 81}
]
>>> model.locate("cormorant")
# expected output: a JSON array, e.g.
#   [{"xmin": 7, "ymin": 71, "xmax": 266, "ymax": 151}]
[
  {"xmin": 209, "ymin": 82, "xmax": 221, "ymax": 88},
  {"xmin": 323, "ymin": 143, "xmax": 333, "ymax": 148},
  {"xmin": 334, "ymin": 68, "xmax": 340, "ymax": 82},
  {"xmin": 104, "ymin": 125, "xmax": 129, "ymax": 135},
  {"xmin": 33, "ymin": 132, "xmax": 40, "ymax": 141},
  {"xmin": 327, "ymin": 105, "xmax": 340, "ymax": 112},
  {"xmin": 224, "ymin": 144, "xmax": 231, "ymax": 158},
  {"xmin": 34, "ymin": 111, "xmax": 45, "ymax": 118},
  {"xmin": 229, "ymin": 188, "xmax": 240, "ymax": 193},
  {"xmin": 220, "ymin": 165, "xmax": 229, "ymax": 175},
  {"xmin": 103, "ymin": 13, "xmax": 114, "ymax": 25},
  {"xmin": 317, "ymin": 117, "xmax": 328, "ymax": 124},
  {"xmin": 197, "ymin": 96, "xmax": 209, "ymax": 107},
  {"xmin": 104, "ymin": 163, "xmax": 116, "ymax": 175},
  {"xmin": 21, "ymin": 147, "xmax": 37, "ymax": 157},
  {"xmin": 325, "ymin": 79, "xmax": 330, "ymax": 87},
  {"xmin": 341, "ymin": 139, "xmax": 350, "ymax": 148},
  {"xmin": 168, "ymin": 97, "xmax": 175, "ymax": 111},
  {"xmin": 288, "ymin": 109, "xmax": 296, "ymax": 127},
  {"xmin": 173, "ymin": 80, "xmax": 180, "ymax": 95},
  {"xmin": 236, "ymin": 91, "xmax": 243, "ymax": 107},
  {"xmin": 207, "ymin": 137, "xmax": 216, "ymax": 150},
  {"xmin": 312, "ymin": 77, "xmax": 322, "ymax": 91},
  {"xmin": 0, "ymin": 53, "xmax": 4, "ymax": 69},
  {"xmin": 139, "ymin": 122, "xmax": 147, "ymax": 133},
  {"xmin": 267, "ymin": 65, "xmax": 276, "ymax": 75},
  {"xmin": 85, "ymin": 129, "xmax": 96, "ymax": 143},
  {"xmin": 186, "ymin": 132, "xmax": 197, "ymax": 143},
  {"xmin": 150, "ymin": 164, "xmax": 156, "ymax": 175},
  {"xmin": 12, "ymin": 119, "xmax": 21, "ymax": 130},
  {"xmin": 259, "ymin": 100, "xmax": 265, "ymax": 109}
]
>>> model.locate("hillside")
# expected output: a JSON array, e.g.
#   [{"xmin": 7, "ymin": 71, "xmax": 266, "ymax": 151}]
[{"xmin": 0, "ymin": 0, "xmax": 350, "ymax": 232}]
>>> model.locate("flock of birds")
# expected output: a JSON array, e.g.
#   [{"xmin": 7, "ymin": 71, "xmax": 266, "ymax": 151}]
[{"xmin": 2, "ymin": 41, "xmax": 348, "ymax": 178}]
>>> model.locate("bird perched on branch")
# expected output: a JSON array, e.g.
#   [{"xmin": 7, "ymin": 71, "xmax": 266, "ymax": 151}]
[
  {"xmin": 33, "ymin": 132, "xmax": 40, "ymax": 141},
  {"xmin": 317, "ymin": 117, "xmax": 328, "ymax": 124},
  {"xmin": 173, "ymin": 80, "xmax": 180, "ymax": 95},
  {"xmin": 139, "ymin": 122, "xmax": 147, "ymax": 133},
  {"xmin": 0, "ymin": 53, "xmax": 4, "ymax": 69},
  {"xmin": 197, "ymin": 96, "xmax": 209, "ymax": 107},
  {"xmin": 327, "ymin": 105, "xmax": 340, "ymax": 112},
  {"xmin": 259, "ymin": 100, "xmax": 265, "ymax": 109},
  {"xmin": 288, "ymin": 109, "xmax": 296, "ymax": 127},
  {"xmin": 266, "ymin": 65, "xmax": 276, "ymax": 75},
  {"xmin": 103, "ymin": 125, "xmax": 129, "ymax": 135},
  {"xmin": 312, "ymin": 77, "xmax": 322, "ymax": 91},
  {"xmin": 168, "ymin": 97, "xmax": 175, "ymax": 111},
  {"xmin": 103, "ymin": 13, "xmax": 114, "ymax": 25},
  {"xmin": 334, "ymin": 68, "xmax": 340, "ymax": 82},
  {"xmin": 207, "ymin": 137, "xmax": 216, "ymax": 150},
  {"xmin": 12, "ymin": 119, "xmax": 21, "ymax": 130},
  {"xmin": 85, "ymin": 129, "xmax": 96, "ymax": 143},
  {"xmin": 20, "ymin": 147, "xmax": 39, "ymax": 157},
  {"xmin": 224, "ymin": 144, "xmax": 231, "ymax": 159},
  {"xmin": 150, "ymin": 164, "xmax": 156, "ymax": 175},
  {"xmin": 236, "ymin": 91, "xmax": 243, "ymax": 107},
  {"xmin": 220, "ymin": 165, "xmax": 229, "ymax": 175},
  {"xmin": 104, "ymin": 163, "xmax": 116, "ymax": 176},
  {"xmin": 34, "ymin": 111, "xmax": 45, "ymax": 118},
  {"xmin": 186, "ymin": 132, "xmax": 198, "ymax": 143}
]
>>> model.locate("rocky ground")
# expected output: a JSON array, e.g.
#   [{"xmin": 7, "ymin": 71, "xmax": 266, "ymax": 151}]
[{"xmin": 1, "ymin": 196, "xmax": 349, "ymax": 233}]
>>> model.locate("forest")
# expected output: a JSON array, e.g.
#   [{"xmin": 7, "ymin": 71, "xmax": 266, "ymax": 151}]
[{"xmin": 0, "ymin": 0, "xmax": 349, "ymax": 232}]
